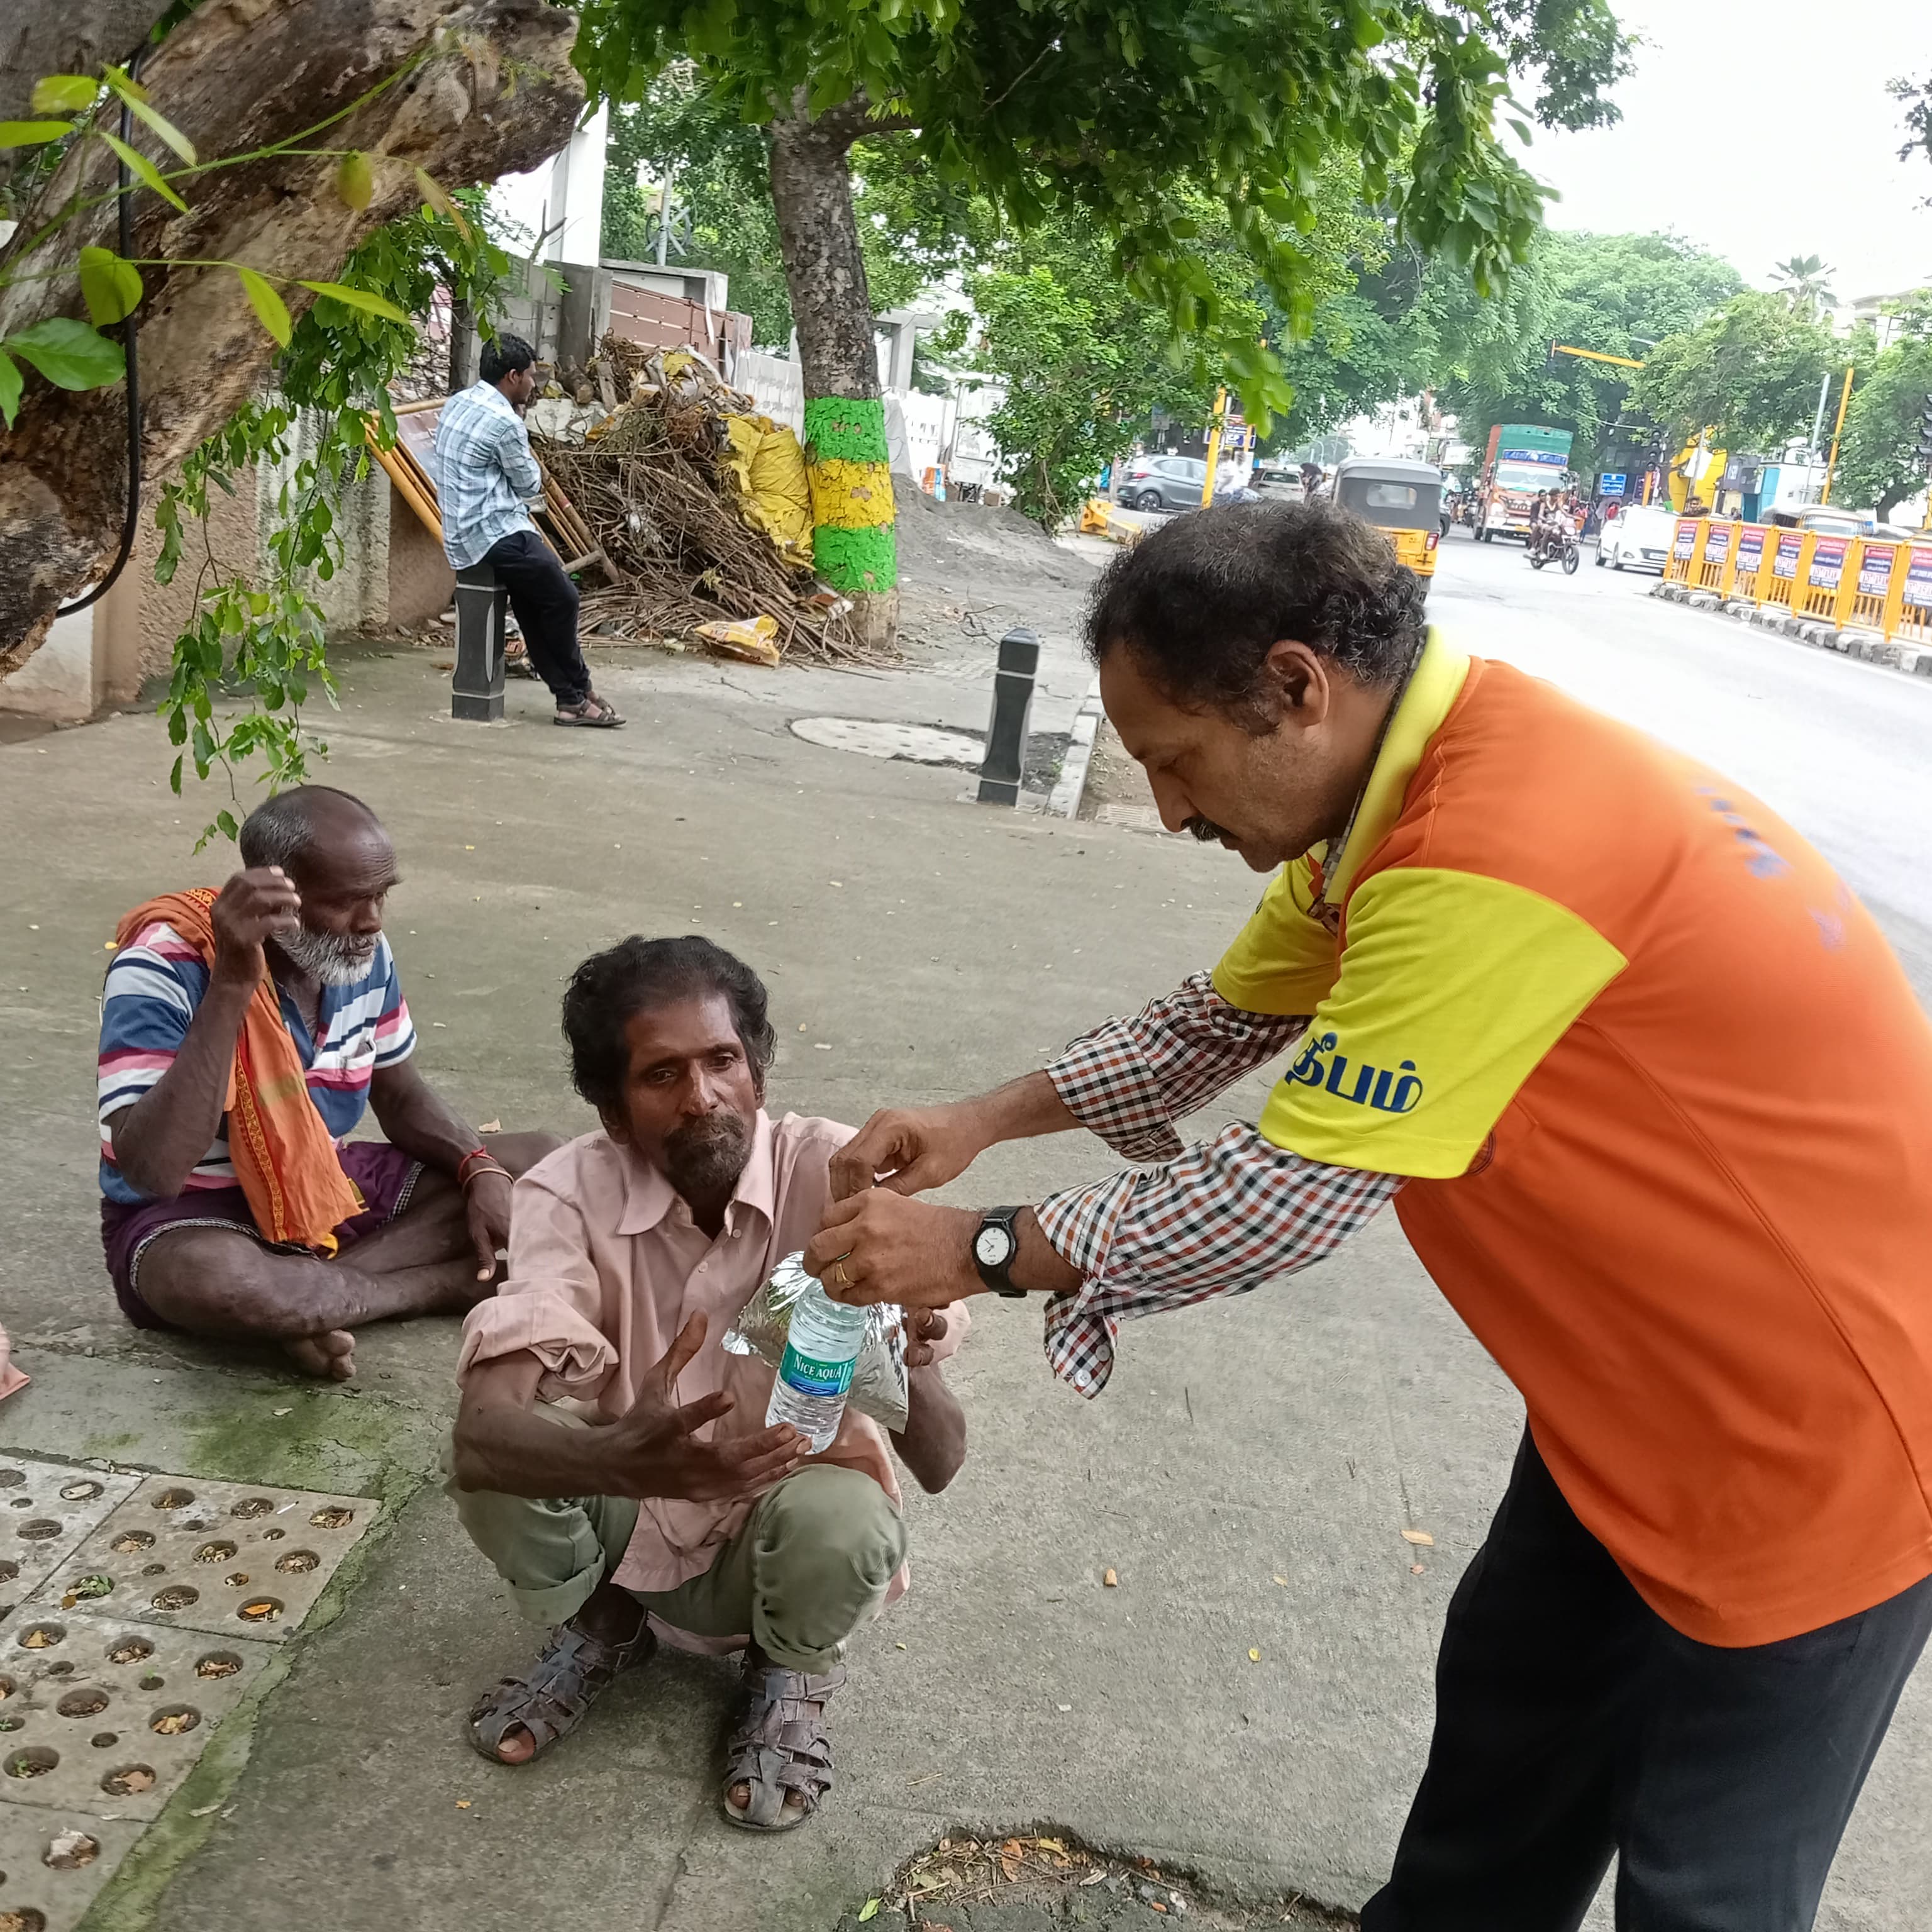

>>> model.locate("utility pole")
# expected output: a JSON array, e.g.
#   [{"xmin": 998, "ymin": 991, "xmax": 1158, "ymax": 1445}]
[
  {"xmin": 654, "ymin": 166, "xmax": 675, "ymax": 267},
  {"xmin": 1916, "ymin": 391, "xmax": 1932, "ymax": 533},
  {"xmin": 1821, "ymin": 365, "xmax": 1855, "ymax": 505},
  {"xmin": 1201, "ymin": 386, "xmax": 1228, "ymax": 508}
]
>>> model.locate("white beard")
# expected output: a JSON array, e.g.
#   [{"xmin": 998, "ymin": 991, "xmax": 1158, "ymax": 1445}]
[{"xmin": 278, "ymin": 924, "xmax": 379, "ymax": 986}]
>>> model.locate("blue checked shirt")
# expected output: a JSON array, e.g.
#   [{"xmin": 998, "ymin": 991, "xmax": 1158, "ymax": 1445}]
[
  {"xmin": 431, "ymin": 380, "xmax": 543, "ymax": 569},
  {"xmin": 1035, "ymin": 972, "xmax": 1402, "ymax": 1396}
]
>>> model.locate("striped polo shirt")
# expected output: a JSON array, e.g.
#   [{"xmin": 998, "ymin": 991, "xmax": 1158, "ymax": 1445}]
[{"xmin": 97, "ymin": 921, "xmax": 416, "ymax": 1206}]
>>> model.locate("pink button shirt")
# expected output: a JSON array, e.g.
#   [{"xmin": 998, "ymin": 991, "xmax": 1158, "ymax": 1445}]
[{"xmin": 457, "ymin": 1112, "xmax": 965, "ymax": 1601}]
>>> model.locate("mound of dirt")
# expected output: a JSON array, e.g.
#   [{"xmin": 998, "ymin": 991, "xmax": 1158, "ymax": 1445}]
[{"xmin": 895, "ymin": 486, "xmax": 1097, "ymax": 596}]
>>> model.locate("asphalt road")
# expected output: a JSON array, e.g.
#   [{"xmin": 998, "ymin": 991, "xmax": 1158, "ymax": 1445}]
[{"xmin": 1428, "ymin": 526, "xmax": 1932, "ymax": 990}]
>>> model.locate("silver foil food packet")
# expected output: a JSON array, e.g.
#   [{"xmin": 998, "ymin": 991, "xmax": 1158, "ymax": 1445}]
[{"xmin": 721, "ymin": 1250, "xmax": 909, "ymax": 1432}]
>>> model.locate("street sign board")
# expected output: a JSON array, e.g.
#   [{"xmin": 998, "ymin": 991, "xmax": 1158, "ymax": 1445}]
[
  {"xmin": 1808, "ymin": 535, "xmax": 1850, "ymax": 591},
  {"xmin": 1599, "ymin": 473, "xmax": 1628, "ymax": 496}
]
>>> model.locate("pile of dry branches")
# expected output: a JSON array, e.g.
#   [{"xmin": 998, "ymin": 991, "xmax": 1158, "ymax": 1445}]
[{"xmin": 533, "ymin": 340, "xmax": 870, "ymax": 664}]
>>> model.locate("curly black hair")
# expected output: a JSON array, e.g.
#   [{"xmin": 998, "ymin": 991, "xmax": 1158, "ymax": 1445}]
[
  {"xmin": 561, "ymin": 936, "xmax": 777, "ymax": 1117},
  {"xmin": 1085, "ymin": 498, "xmax": 1426, "ymax": 718}
]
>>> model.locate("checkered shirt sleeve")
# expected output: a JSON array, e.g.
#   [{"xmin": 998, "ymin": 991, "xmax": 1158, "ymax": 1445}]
[
  {"xmin": 1045, "ymin": 970, "xmax": 1309, "ymax": 1162},
  {"xmin": 1034, "ymin": 1126, "xmax": 1402, "ymax": 1397}
]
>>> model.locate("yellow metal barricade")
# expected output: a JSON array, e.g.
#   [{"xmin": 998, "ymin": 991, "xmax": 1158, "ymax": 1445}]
[
  {"xmin": 1793, "ymin": 532, "xmax": 1847, "ymax": 620},
  {"xmin": 1694, "ymin": 519, "xmax": 1736, "ymax": 592},
  {"xmin": 1841, "ymin": 539, "xmax": 1903, "ymax": 634},
  {"xmin": 1898, "ymin": 543, "xmax": 1932, "ymax": 647},
  {"xmin": 1760, "ymin": 529, "xmax": 1805, "ymax": 609},
  {"xmin": 1731, "ymin": 523, "xmax": 1772, "ymax": 601}
]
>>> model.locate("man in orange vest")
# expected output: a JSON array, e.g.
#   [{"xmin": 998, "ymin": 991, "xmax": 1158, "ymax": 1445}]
[{"xmin": 805, "ymin": 499, "xmax": 1932, "ymax": 1928}]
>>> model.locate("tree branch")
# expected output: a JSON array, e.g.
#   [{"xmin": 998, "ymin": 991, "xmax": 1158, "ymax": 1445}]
[{"xmin": 0, "ymin": 0, "xmax": 584, "ymax": 667}]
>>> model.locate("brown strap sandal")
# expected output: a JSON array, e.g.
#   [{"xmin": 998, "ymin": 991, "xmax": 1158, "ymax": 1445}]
[
  {"xmin": 467, "ymin": 1618, "xmax": 655, "ymax": 1763},
  {"xmin": 555, "ymin": 692, "xmax": 626, "ymax": 728},
  {"xmin": 721, "ymin": 1658, "xmax": 845, "ymax": 1830}
]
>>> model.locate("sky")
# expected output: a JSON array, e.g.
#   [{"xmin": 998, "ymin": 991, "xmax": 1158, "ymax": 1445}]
[{"xmin": 1526, "ymin": 0, "xmax": 1932, "ymax": 303}]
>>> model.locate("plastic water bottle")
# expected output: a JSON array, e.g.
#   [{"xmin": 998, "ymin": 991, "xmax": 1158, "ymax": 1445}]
[{"xmin": 765, "ymin": 1279, "xmax": 869, "ymax": 1452}]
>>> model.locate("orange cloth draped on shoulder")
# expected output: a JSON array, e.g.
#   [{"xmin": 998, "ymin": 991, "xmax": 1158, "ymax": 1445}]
[{"xmin": 112, "ymin": 889, "xmax": 365, "ymax": 1252}]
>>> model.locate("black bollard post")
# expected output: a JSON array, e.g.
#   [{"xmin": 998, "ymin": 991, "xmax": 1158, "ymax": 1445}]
[
  {"xmin": 977, "ymin": 626, "xmax": 1040, "ymax": 806},
  {"xmin": 452, "ymin": 564, "xmax": 508, "ymax": 721}
]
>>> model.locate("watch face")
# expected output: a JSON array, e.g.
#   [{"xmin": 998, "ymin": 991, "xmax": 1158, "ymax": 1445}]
[{"xmin": 975, "ymin": 1223, "xmax": 1014, "ymax": 1267}]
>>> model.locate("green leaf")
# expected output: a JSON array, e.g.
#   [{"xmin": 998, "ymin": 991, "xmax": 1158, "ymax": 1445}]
[
  {"xmin": 236, "ymin": 267, "xmax": 292, "ymax": 347},
  {"xmin": 104, "ymin": 69, "xmax": 196, "ymax": 164},
  {"xmin": 99, "ymin": 130, "xmax": 188, "ymax": 211},
  {"xmin": 336, "ymin": 150, "xmax": 374, "ymax": 213},
  {"xmin": 413, "ymin": 166, "xmax": 472, "ymax": 241},
  {"xmin": 214, "ymin": 810, "xmax": 240, "ymax": 843},
  {"xmin": 169, "ymin": 754, "xmax": 184, "ymax": 794},
  {"xmin": 296, "ymin": 280, "xmax": 409, "ymax": 324},
  {"xmin": 78, "ymin": 247, "xmax": 144, "ymax": 326},
  {"xmin": 857, "ymin": 1903, "xmax": 881, "ymax": 1924},
  {"xmin": 0, "ymin": 351, "xmax": 19, "ymax": 430},
  {"xmin": 0, "ymin": 120, "xmax": 74, "ymax": 150},
  {"xmin": 30, "ymin": 75, "xmax": 99, "ymax": 114},
  {"xmin": 3, "ymin": 318, "xmax": 125, "ymax": 390}
]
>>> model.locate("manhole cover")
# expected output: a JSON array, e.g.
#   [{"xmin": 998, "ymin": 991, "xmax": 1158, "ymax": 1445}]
[{"xmin": 790, "ymin": 717, "xmax": 983, "ymax": 767}]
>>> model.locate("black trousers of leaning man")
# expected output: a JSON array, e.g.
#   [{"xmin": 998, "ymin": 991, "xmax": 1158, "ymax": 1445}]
[
  {"xmin": 1360, "ymin": 1431, "xmax": 1932, "ymax": 1932},
  {"xmin": 481, "ymin": 530, "xmax": 591, "ymax": 708}
]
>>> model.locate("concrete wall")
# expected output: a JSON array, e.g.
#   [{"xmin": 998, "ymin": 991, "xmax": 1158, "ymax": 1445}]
[{"xmin": 387, "ymin": 488, "xmax": 453, "ymax": 630}]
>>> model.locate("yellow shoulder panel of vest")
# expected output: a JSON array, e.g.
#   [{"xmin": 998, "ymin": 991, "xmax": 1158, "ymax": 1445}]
[{"xmin": 1255, "ymin": 867, "xmax": 1627, "ymax": 1180}]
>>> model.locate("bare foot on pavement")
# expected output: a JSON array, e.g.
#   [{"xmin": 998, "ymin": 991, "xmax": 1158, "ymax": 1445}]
[{"xmin": 282, "ymin": 1330, "xmax": 355, "ymax": 1379}]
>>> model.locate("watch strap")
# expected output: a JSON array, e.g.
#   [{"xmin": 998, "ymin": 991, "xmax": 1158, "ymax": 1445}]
[{"xmin": 974, "ymin": 1206, "xmax": 1026, "ymax": 1297}]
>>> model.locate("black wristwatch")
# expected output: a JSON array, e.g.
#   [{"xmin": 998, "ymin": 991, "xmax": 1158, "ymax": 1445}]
[{"xmin": 972, "ymin": 1207, "xmax": 1027, "ymax": 1297}]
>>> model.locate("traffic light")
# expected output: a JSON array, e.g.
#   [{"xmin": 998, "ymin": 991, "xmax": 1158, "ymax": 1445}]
[{"xmin": 1917, "ymin": 391, "xmax": 1932, "ymax": 464}]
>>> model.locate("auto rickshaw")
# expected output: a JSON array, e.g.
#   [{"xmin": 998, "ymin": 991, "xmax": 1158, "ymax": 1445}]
[{"xmin": 1333, "ymin": 457, "xmax": 1443, "ymax": 591}]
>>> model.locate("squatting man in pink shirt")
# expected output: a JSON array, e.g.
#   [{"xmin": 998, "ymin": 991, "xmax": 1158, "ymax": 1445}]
[{"xmin": 448, "ymin": 936, "xmax": 968, "ymax": 1829}]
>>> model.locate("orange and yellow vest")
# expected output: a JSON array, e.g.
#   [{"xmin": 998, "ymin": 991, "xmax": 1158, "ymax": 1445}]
[{"xmin": 1215, "ymin": 634, "xmax": 1932, "ymax": 1645}]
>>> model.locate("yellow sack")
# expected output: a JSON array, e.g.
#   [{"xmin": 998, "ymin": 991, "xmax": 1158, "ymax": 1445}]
[
  {"xmin": 720, "ymin": 413, "xmax": 814, "ymax": 568},
  {"xmin": 694, "ymin": 614, "xmax": 782, "ymax": 667}
]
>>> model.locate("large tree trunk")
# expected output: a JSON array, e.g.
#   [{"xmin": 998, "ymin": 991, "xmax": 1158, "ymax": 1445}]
[
  {"xmin": 0, "ymin": 0, "xmax": 584, "ymax": 669},
  {"xmin": 768, "ymin": 91, "xmax": 898, "ymax": 653}
]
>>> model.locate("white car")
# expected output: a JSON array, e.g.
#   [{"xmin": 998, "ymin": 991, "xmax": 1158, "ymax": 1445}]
[{"xmin": 1597, "ymin": 504, "xmax": 1677, "ymax": 574}]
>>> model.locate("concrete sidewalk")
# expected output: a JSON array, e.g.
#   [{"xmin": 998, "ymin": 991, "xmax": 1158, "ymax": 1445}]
[{"xmin": 2, "ymin": 638, "xmax": 1926, "ymax": 1931}]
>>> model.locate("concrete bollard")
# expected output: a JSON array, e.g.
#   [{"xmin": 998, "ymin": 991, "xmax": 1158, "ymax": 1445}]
[
  {"xmin": 452, "ymin": 564, "xmax": 509, "ymax": 721},
  {"xmin": 977, "ymin": 627, "xmax": 1040, "ymax": 806}
]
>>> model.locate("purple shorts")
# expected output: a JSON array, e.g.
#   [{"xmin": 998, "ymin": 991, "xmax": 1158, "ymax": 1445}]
[{"xmin": 99, "ymin": 1141, "xmax": 426, "ymax": 1331}]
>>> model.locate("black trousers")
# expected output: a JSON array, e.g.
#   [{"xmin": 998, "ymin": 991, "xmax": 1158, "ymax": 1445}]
[
  {"xmin": 482, "ymin": 530, "xmax": 591, "ymax": 707},
  {"xmin": 1362, "ymin": 1432, "xmax": 1931, "ymax": 1932}
]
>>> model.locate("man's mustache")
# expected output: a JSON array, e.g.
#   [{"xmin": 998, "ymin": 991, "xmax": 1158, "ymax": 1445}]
[{"xmin": 1184, "ymin": 814, "xmax": 1239, "ymax": 846}]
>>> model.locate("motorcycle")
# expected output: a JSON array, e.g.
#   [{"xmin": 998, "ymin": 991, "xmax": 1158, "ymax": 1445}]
[{"xmin": 1528, "ymin": 527, "xmax": 1582, "ymax": 575}]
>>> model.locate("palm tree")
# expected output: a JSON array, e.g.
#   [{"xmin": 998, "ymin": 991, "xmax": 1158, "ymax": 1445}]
[{"xmin": 1770, "ymin": 254, "xmax": 1838, "ymax": 321}]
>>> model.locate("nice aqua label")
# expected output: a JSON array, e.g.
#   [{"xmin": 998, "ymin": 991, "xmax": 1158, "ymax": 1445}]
[{"xmin": 779, "ymin": 1342, "xmax": 857, "ymax": 1399}]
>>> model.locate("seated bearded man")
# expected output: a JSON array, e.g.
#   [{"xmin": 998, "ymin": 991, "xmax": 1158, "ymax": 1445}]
[
  {"xmin": 448, "ymin": 936, "xmax": 967, "ymax": 1831},
  {"xmin": 97, "ymin": 786, "xmax": 557, "ymax": 1379}
]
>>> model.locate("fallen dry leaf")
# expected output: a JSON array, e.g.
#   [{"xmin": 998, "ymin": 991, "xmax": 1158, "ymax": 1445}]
[
  {"xmin": 1272, "ymin": 1574, "xmax": 1291, "ymax": 1585},
  {"xmin": 1249, "ymin": 1647, "xmax": 1262, "ymax": 1662},
  {"xmin": 1102, "ymin": 1568, "xmax": 1118, "ymax": 1587},
  {"xmin": 1000, "ymin": 1856, "xmax": 1021, "ymax": 1882},
  {"xmin": 111, "ymin": 1768, "xmax": 155, "ymax": 1794},
  {"xmin": 478, "ymin": 1119, "xmax": 502, "ymax": 1133},
  {"xmin": 1411, "ymin": 1563, "xmax": 1426, "ymax": 1575},
  {"xmin": 153, "ymin": 1711, "xmax": 197, "ymax": 1735},
  {"xmin": 455, "ymin": 1799, "xmax": 472, "ymax": 1809},
  {"xmin": 1401, "ymin": 1529, "xmax": 1435, "ymax": 1547},
  {"xmin": 45, "ymin": 1829, "xmax": 99, "ymax": 1869}
]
